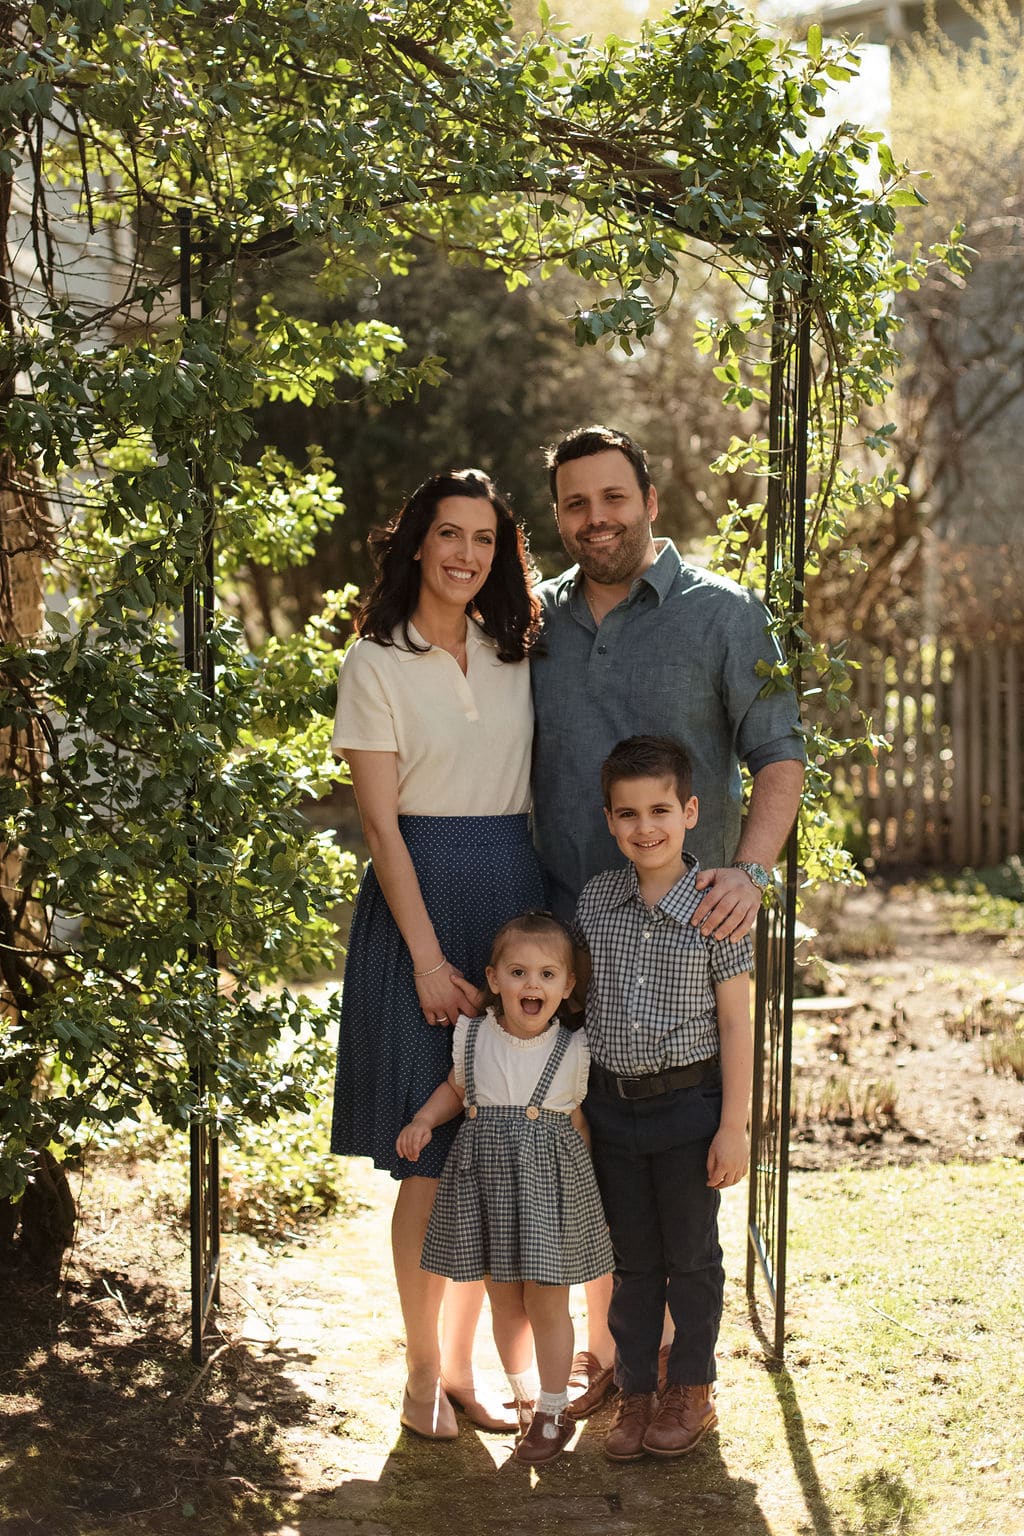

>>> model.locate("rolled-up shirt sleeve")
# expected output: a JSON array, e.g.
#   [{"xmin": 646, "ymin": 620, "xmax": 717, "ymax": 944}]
[
  {"xmin": 708, "ymin": 932, "xmax": 755, "ymax": 983},
  {"xmin": 722, "ymin": 594, "xmax": 805, "ymax": 773}
]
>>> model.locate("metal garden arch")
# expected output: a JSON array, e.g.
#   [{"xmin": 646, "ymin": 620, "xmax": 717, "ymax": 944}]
[{"xmin": 180, "ymin": 216, "xmax": 812, "ymax": 1368}]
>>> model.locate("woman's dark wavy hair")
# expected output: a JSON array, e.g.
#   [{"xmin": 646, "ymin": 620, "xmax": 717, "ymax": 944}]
[{"xmin": 355, "ymin": 469, "xmax": 540, "ymax": 662}]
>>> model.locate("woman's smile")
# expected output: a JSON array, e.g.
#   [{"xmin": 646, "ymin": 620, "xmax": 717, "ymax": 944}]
[{"xmin": 415, "ymin": 496, "xmax": 497, "ymax": 612}]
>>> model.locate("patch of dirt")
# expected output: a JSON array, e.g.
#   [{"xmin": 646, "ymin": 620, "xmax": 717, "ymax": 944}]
[
  {"xmin": 0, "ymin": 1166, "xmax": 300, "ymax": 1534},
  {"xmin": 788, "ymin": 884, "xmax": 1024, "ymax": 1171}
]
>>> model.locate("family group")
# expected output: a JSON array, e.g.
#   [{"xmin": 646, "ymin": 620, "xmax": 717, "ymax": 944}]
[{"xmin": 329, "ymin": 425, "xmax": 805, "ymax": 1466}]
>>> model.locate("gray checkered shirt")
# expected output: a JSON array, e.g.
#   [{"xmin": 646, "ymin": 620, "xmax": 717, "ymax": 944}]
[{"xmin": 572, "ymin": 853, "xmax": 753, "ymax": 1076}]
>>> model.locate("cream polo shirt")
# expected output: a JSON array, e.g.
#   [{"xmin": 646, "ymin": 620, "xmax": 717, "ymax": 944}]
[{"xmin": 332, "ymin": 621, "xmax": 533, "ymax": 816}]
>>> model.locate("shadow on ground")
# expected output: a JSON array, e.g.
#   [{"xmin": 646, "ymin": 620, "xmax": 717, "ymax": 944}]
[
  {"xmin": 0, "ymin": 1265, "xmax": 307, "ymax": 1534},
  {"xmin": 278, "ymin": 1400, "xmax": 776, "ymax": 1536}
]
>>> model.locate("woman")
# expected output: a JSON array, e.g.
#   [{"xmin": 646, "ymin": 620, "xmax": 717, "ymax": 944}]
[{"xmin": 331, "ymin": 469, "xmax": 544, "ymax": 1440}]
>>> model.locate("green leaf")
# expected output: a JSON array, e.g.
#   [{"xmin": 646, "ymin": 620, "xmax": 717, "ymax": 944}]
[{"xmin": 807, "ymin": 24, "xmax": 822, "ymax": 61}]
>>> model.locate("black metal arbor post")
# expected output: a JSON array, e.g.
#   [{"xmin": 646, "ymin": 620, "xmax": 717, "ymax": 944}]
[
  {"xmin": 746, "ymin": 243, "xmax": 812, "ymax": 1362},
  {"xmin": 179, "ymin": 211, "xmax": 222, "ymax": 1365},
  {"xmin": 180, "ymin": 225, "xmax": 812, "ymax": 1366}
]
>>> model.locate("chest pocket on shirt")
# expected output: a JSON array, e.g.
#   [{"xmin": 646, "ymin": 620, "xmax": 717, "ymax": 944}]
[
  {"xmin": 620, "ymin": 650, "xmax": 717, "ymax": 717},
  {"xmin": 650, "ymin": 922, "xmax": 716, "ymax": 1000}
]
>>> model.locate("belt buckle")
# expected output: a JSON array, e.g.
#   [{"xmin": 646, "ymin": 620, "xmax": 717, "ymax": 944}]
[{"xmin": 619, "ymin": 1073, "xmax": 660, "ymax": 1101}]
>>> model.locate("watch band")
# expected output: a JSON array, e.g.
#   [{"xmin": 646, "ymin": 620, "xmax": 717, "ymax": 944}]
[{"xmin": 731, "ymin": 859, "xmax": 770, "ymax": 892}]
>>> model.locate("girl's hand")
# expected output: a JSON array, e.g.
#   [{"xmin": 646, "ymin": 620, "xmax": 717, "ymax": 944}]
[
  {"xmin": 450, "ymin": 969, "xmax": 484, "ymax": 1016},
  {"xmin": 396, "ymin": 1119, "xmax": 432, "ymax": 1161},
  {"xmin": 706, "ymin": 1125, "xmax": 749, "ymax": 1188},
  {"xmin": 414, "ymin": 963, "xmax": 483, "ymax": 1026}
]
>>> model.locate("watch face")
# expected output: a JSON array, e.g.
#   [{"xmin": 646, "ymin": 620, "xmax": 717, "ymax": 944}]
[{"xmin": 734, "ymin": 861, "xmax": 769, "ymax": 890}]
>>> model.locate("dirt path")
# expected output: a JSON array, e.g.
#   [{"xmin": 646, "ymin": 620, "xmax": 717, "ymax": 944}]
[
  {"xmin": 6, "ymin": 1125, "xmax": 1022, "ymax": 1534},
  {"xmin": 221, "ymin": 1159, "xmax": 801, "ymax": 1536}
]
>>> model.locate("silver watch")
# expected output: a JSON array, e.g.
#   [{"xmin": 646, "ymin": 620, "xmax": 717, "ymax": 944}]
[{"xmin": 732, "ymin": 860, "xmax": 771, "ymax": 892}]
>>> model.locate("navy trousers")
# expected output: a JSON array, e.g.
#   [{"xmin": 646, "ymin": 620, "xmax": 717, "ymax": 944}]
[{"xmin": 586, "ymin": 1068, "xmax": 724, "ymax": 1394}]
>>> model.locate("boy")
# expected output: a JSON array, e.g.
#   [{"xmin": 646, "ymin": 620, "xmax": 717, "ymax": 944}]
[{"xmin": 572, "ymin": 734, "xmax": 755, "ymax": 1460}]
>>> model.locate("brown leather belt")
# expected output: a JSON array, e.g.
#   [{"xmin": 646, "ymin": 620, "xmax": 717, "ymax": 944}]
[{"xmin": 590, "ymin": 1056, "xmax": 719, "ymax": 1101}]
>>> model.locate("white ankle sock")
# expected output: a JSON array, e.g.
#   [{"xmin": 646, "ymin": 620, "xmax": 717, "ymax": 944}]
[
  {"xmin": 507, "ymin": 1371, "xmax": 538, "ymax": 1402},
  {"xmin": 536, "ymin": 1389, "xmax": 569, "ymax": 1421}
]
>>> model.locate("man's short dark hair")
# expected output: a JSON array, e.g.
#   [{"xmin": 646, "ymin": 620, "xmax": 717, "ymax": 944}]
[
  {"xmin": 600, "ymin": 735, "xmax": 694, "ymax": 808},
  {"xmin": 545, "ymin": 425, "xmax": 652, "ymax": 503}
]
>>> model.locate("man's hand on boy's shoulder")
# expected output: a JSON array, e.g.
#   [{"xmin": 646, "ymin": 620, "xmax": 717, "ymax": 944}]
[
  {"xmin": 691, "ymin": 865, "xmax": 761, "ymax": 942},
  {"xmin": 706, "ymin": 1124, "xmax": 750, "ymax": 1189}
]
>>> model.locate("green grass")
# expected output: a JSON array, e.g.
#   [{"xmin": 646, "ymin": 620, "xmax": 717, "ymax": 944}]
[
  {"xmin": 749, "ymin": 1161, "xmax": 1024, "ymax": 1535},
  {"xmin": 928, "ymin": 859, "xmax": 1024, "ymax": 937}
]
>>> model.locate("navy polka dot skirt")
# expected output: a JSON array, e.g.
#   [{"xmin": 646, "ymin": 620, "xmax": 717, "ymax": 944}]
[{"xmin": 330, "ymin": 814, "xmax": 545, "ymax": 1180}]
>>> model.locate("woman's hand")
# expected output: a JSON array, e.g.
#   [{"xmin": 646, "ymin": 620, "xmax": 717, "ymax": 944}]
[{"xmin": 414, "ymin": 964, "xmax": 484, "ymax": 1026}]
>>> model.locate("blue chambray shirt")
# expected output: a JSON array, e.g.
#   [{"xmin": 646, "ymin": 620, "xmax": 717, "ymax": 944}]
[
  {"xmin": 572, "ymin": 854, "xmax": 754, "ymax": 1075},
  {"xmin": 531, "ymin": 541, "xmax": 804, "ymax": 923}
]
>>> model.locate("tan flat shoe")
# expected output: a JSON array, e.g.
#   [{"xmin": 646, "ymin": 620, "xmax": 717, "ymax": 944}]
[
  {"xmin": 400, "ymin": 1383, "xmax": 458, "ymax": 1440},
  {"xmin": 440, "ymin": 1379, "xmax": 520, "ymax": 1433}
]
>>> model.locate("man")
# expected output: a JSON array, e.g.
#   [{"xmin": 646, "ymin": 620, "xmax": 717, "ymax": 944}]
[
  {"xmin": 530, "ymin": 425, "xmax": 805, "ymax": 1423},
  {"xmin": 531, "ymin": 423, "xmax": 805, "ymax": 941}
]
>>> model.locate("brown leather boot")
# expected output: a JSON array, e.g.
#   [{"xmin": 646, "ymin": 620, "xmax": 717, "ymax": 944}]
[
  {"xmin": 603, "ymin": 1391, "xmax": 655, "ymax": 1461},
  {"xmin": 642, "ymin": 1383, "xmax": 718, "ymax": 1457},
  {"xmin": 566, "ymin": 1351, "xmax": 617, "ymax": 1419}
]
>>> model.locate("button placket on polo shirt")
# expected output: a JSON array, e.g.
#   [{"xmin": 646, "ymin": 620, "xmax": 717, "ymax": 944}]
[
  {"xmin": 407, "ymin": 618, "xmax": 483, "ymax": 723},
  {"xmin": 587, "ymin": 605, "xmax": 625, "ymax": 684},
  {"xmin": 437, "ymin": 638, "xmax": 481, "ymax": 722}
]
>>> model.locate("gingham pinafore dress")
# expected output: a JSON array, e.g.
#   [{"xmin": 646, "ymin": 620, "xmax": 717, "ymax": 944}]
[{"xmin": 420, "ymin": 1017, "xmax": 614, "ymax": 1286}]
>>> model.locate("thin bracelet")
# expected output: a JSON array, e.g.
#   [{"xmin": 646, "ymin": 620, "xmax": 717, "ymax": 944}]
[{"xmin": 413, "ymin": 959, "xmax": 446, "ymax": 978}]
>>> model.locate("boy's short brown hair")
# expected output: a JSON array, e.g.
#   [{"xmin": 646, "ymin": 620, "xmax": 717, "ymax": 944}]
[{"xmin": 600, "ymin": 735, "xmax": 694, "ymax": 808}]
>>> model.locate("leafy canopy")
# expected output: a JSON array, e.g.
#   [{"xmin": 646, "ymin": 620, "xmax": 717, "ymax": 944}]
[{"xmin": 0, "ymin": 0, "xmax": 921, "ymax": 1198}]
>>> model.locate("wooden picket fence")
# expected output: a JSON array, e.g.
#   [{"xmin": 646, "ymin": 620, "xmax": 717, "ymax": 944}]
[{"xmin": 822, "ymin": 639, "xmax": 1023, "ymax": 869}]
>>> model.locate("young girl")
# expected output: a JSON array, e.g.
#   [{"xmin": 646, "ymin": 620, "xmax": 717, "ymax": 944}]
[{"xmin": 396, "ymin": 912, "xmax": 613, "ymax": 1465}]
